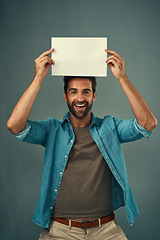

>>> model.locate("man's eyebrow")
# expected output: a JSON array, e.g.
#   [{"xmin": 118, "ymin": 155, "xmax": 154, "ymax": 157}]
[
  {"xmin": 83, "ymin": 88, "xmax": 91, "ymax": 92},
  {"xmin": 68, "ymin": 88, "xmax": 77, "ymax": 92},
  {"xmin": 68, "ymin": 88, "xmax": 91, "ymax": 92}
]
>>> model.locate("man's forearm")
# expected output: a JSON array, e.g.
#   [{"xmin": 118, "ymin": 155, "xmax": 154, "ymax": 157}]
[
  {"xmin": 118, "ymin": 75, "xmax": 157, "ymax": 131},
  {"xmin": 7, "ymin": 77, "xmax": 42, "ymax": 135},
  {"xmin": 106, "ymin": 49, "xmax": 157, "ymax": 131},
  {"xmin": 7, "ymin": 48, "xmax": 55, "ymax": 135}
]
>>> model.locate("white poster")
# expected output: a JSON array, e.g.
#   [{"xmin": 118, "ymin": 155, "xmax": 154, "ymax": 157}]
[{"xmin": 51, "ymin": 37, "xmax": 107, "ymax": 77}]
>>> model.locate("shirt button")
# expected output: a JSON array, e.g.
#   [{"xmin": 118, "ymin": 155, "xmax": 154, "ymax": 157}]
[
  {"xmin": 55, "ymin": 189, "xmax": 57, "ymax": 192},
  {"xmin": 60, "ymin": 172, "xmax": 63, "ymax": 175},
  {"xmin": 71, "ymin": 140, "xmax": 73, "ymax": 142},
  {"xmin": 50, "ymin": 206, "xmax": 53, "ymax": 210},
  {"xmin": 65, "ymin": 155, "xmax": 67, "ymax": 158}
]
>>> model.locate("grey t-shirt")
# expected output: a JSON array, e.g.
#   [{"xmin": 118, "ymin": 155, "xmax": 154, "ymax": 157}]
[{"xmin": 52, "ymin": 126, "xmax": 113, "ymax": 218}]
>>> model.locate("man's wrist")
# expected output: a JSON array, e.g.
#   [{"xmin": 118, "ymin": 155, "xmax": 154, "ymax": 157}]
[
  {"xmin": 33, "ymin": 76, "xmax": 44, "ymax": 86},
  {"xmin": 117, "ymin": 74, "xmax": 129, "ymax": 84}
]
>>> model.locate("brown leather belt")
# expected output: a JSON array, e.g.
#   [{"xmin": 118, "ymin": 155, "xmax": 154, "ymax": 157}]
[{"xmin": 52, "ymin": 213, "xmax": 115, "ymax": 229}]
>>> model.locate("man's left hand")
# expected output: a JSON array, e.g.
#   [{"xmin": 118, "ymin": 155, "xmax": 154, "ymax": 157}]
[{"xmin": 105, "ymin": 49, "xmax": 127, "ymax": 80}]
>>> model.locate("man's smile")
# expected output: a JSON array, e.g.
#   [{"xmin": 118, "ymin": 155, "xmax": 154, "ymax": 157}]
[
  {"xmin": 75, "ymin": 104, "xmax": 86, "ymax": 107},
  {"xmin": 74, "ymin": 102, "xmax": 87, "ymax": 110}
]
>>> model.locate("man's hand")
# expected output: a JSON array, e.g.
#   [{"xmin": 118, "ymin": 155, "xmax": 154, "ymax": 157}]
[
  {"xmin": 105, "ymin": 49, "xmax": 126, "ymax": 80},
  {"xmin": 34, "ymin": 48, "xmax": 55, "ymax": 82}
]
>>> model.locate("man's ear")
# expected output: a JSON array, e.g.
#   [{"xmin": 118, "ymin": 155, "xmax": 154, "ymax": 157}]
[
  {"xmin": 63, "ymin": 92, "xmax": 67, "ymax": 102},
  {"xmin": 93, "ymin": 91, "xmax": 97, "ymax": 102}
]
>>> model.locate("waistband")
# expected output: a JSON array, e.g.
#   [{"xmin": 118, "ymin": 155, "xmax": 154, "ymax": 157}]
[{"xmin": 52, "ymin": 213, "xmax": 115, "ymax": 229}]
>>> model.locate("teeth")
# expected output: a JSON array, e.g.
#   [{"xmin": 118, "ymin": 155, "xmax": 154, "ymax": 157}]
[{"xmin": 75, "ymin": 104, "xmax": 85, "ymax": 107}]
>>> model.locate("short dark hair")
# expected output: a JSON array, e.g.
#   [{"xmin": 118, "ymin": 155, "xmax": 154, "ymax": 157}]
[{"xmin": 63, "ymin": 76, "xmax": 97, "ymax": 95}]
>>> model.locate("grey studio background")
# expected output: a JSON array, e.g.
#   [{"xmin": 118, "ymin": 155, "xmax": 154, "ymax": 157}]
[{"xmin": 0, "ymin": 0, "xmax": 160, "ymax": 239}]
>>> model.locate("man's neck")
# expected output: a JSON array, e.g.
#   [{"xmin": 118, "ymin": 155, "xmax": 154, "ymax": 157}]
[{"xmin": 69, "ymin": 112, "xmax": 91, "ymax": 127}]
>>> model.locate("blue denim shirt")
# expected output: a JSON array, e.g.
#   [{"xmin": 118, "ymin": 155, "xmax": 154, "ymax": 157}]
[{"xmin": 13, "ymin": 112, "xmax": 152, "ymax": 228}]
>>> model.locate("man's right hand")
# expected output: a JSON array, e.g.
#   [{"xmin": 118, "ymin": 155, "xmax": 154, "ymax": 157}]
[{"xmin": 34, "ymin": 48, "xmax": 55, "ymax": 82}]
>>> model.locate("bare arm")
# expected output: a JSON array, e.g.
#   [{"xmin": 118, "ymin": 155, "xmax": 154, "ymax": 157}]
[
  {"xmin": 105, "ymin": 49, "xmax": 157, "ymax": 132},
  {"xmin": 7, "ymin": 48, "xmax": 55, "ymax": 135}
]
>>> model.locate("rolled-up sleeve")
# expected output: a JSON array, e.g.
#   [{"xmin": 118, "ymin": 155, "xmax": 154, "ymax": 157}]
[
  {"xmin": 12, "ymin": 121, "xmax": 31, "ymax": 141},
  {"xmin": 12, "ymin": 118, "xmax": 52, "ymax": 147},
  {"xmin": 114, "ymin": 117, "xmax": 153, "ymax": 143},
  {"xmin": 134, "ymin": 119, "xmax": 152, "ymax": 138}
]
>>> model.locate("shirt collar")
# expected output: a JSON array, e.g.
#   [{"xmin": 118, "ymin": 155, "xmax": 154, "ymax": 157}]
[
  {"xmin": 90, "ymin": 112, "xmax": 99, "ymax": 126},
  {"xmin": 61, "ymin": 112, "xmax": 71, "ymax": 124},
  {"xmin": 61, "ymin": 112, "xmax": 99, "ymax": 126}
]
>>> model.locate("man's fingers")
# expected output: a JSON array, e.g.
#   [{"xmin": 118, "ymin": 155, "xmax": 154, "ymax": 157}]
[
  {"xmin": 105, "ymin": 49, "xmax": 122, "ymax": 60},
  {"xmin": 36, "ymin": 55, "xmax": 54, "ymax": 65},
  {"xmin": 42, "ymin": 56, "xmax": 54, "ymax": 64},
  {"xmin": 105, "ymin": 50, "xmax": 124, "ymax": 67},
  {"xmin": 38, "ymin": 48, "xmax": 55, "ymax": 59},
  {"xmin": 106, "ymin": 55, "xmax": 119, "ymax": 64},
  {"xmin": 41, "ymin": 56, "xmax": 54, "ymax": 66},
  {"xmin": 105, "ymin": 49, "xmax": 117, "ymax": 55},
  {"xmin": 106, "ymin": 59, "xmax": 117, "ymax": 67}
]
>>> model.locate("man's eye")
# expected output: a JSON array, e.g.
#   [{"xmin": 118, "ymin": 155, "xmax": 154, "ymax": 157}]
[
  {"xmin": 70, "ymin": 91, "xmax": 76, "ymax": 94},
  {"xmin": 83, "ymin": 91, "xmax": 90, "ymax": 95}
]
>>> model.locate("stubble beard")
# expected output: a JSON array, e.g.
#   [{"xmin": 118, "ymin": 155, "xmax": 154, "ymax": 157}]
[{"xmin": 67, "ymin": 100, "xmax": 93, "ymax": 119}]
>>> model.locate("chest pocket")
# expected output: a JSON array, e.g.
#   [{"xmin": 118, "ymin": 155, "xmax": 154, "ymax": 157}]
[{"xmin": 101, "ymin": 128, "xmax": 121, "ymax": 154}]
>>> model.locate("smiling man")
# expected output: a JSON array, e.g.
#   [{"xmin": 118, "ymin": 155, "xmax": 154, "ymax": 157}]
[
  {"xmin": 64, "ymin": 76, "xmax": 97, "ymax": 126},
  {"xmin": 7, "ymin": 48, "xmax": 157, "ymax": 240}
]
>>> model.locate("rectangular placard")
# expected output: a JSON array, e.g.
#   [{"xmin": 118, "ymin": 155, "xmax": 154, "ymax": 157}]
[{"xmin": 51, "ymin": 37, "xmax": 107, "ymax": 77}]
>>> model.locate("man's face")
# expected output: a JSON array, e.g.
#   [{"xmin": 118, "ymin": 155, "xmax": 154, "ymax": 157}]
[{"xmin": 64, "ymin": 78, "xmax": 97, "ymax": 119}]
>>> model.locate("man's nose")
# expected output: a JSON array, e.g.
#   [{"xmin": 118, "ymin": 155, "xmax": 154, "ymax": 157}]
[{"xmin": 76, "ymin": 93, "xmax": 84, "ymax": 102}]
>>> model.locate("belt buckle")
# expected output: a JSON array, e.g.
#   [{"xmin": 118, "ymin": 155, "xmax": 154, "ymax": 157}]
[{"xmin": 81, "ymin": 220, "xmax": 90, "ymax": 229}]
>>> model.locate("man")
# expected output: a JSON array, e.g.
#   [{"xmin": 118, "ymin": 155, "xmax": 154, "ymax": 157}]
[{"xmin": 7, "ymin": 48, "xmax": 157, "ymax": 239}]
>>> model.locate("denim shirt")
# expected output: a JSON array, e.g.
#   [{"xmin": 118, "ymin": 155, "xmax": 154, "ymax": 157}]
[{"xmin": 13, "ymin": 112, "xmax": 152, "ymax": 228}]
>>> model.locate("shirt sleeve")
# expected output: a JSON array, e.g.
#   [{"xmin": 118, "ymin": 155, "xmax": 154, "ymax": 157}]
[
  {"xmin": 12, "ymin": 121, "xmax": 31, "ymax": 140},
  {"xmin": 12, "ymin": 118, "xmax": 52, "ymax": 147},
  {"xmin": 133, "ymin": 119, "xmax": 152, "ymax": 138},
  {"xmin": 114, "ymin": 117, "xmax": 153, "ymax": 143}
]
